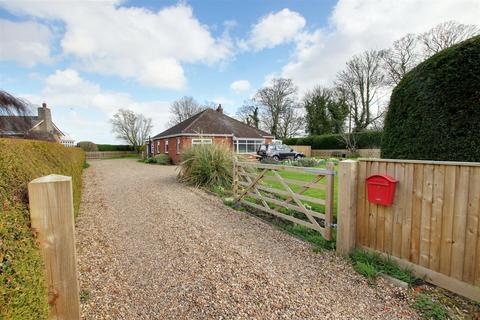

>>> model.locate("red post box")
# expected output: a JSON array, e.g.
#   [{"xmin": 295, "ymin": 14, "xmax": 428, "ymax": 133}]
[{"xmin": 366, "ymin": 175, "xmax": 398, "ymax": 206}]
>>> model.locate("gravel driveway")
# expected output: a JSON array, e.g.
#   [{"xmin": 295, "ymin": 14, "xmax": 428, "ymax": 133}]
[{"xmin": 76, "ymin": 159, "xmax": 418, "ymax": 319}]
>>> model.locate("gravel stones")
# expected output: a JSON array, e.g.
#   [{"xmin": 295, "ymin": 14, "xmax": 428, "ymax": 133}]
[{"xmin": 75, "ymin": 159, "xmax": 419, "ymax": 319}]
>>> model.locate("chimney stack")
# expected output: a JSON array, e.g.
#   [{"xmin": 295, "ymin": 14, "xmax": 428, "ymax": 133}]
[
  {"xmin": 38, "ymin": 102, "xmax": 53, "ymax": 133},
  {"xmin": 216, "ymin": 104, "xmax": 223, "ymax": 114}
]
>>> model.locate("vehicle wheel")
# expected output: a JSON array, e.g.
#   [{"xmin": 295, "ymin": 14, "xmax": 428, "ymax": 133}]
[{"xmin": 272, "ymin": 155, "xmax": 280, "ymax": 161}]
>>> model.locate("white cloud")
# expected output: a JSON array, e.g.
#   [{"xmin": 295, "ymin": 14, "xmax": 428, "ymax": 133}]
[
  {"xmin": 0, "ymin": 19, "xmax": 53, "ymax": 66},
  {"xmin": 1, "ymin": 2, "xmax": 232, "ymax": 89},
  {"xmin": 241, "ymin": 8, "xmax": 306, "ymax": 51},
  {"xmin": 230, "ymin": 80, "xmax": 251, "ymax": 93},
  {"xmin": 281, "ymin": 0, "xmax": 480, "ymax": 90},
  {"xmin": 23, "ymin": 69, "xmax": 170, "ymax": 143}
]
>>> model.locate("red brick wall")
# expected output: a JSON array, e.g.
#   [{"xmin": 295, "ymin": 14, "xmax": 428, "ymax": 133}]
[{"xmin": 151, "ymin": 136, "xmax": 274, "ymax": 164}]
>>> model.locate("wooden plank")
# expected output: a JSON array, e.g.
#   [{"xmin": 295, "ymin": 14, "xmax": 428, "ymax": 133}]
[
  {"xmin": 236, "ymin": 161, "xmax": 336, "ymax": 175},
  {"xmin": 450, "ymin": 166, "xmax": 470, "ymax": 280},
  {"xmin": 272, "ymin": 171, "xmax": 323, "ymax": 232},
  {"xmin": 324, "ymin": 162, "xmax": 335, "ymax": 240},
  {"xmin": 284, "ymin": 175, "xmax": 326, "ymax": 204},
  {"xmin": 383, "ymin": 161, "xmax": 396, "ymax": 255},
  {"xmin": 240, "ymin": 200, "xmax": 327, "ymax": 237},
  {"xmin": 235, "ymin": 168, "xmax": 268, "ymax": 202},
  {"xmin": 450, "ymin": 166, "xmax": 469, "ymax": 280},
  {"xmin": 376, "ymin": 161, "xmax": 387, "ymax": 252},
  {"xmin": 358, "ymin": 158, "xmax": 480, "ymax": 167},
  {"xmin": 410, "ymin": 164, "xmax": 424, "ymax": 264},
  {"xmin": 464, "ymin": 167, "xmax": 480, "ymax": 284},
  {"xmin": 392, "ymin": 162, "xmax": 405, "ymax": 258},
  {"xmin": 368, "ymin": 161, "xmax": 379, "ymax": 249},
  {"xmin": 401, "ymin": 164, "xmax": 414, "ymax": 260},
  {"xmin": 28, "ymin": 175, "xmax": 81, "ymax": 320},
  {"xmin": 419, "ymin": 164, "xmax": 434, "ymax": 267},
  {"xmin": 255, "ymin": 185, "xmax": 326, "ymax": 205},
  {"xmin": 440, "ymin": 165, "xmax": 457, "ymax": 275},
  {"xmin": 429, "ymin": 165, "xmax": 445, "ymax": 272},
  {"xmin": 356, "ymin": 160, "xmax": 368, "ymax": 246},
  {"xmin": 360, "ymin": 246, "xmax": 480, "ymax": 302},
  {"xmin": 337, "ymin": 160, "xmax": 358, "ymax": 255},
  {"xmin": 245, "ymin": 192, "xmax": 326, "ymax": 220}
]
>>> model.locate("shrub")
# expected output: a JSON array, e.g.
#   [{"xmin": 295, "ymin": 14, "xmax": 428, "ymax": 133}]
[
  {"xmin": 76, "ymin": 141, "xmax": 98, "ymax": 152},
  {"xmin": 178, "ymin": 144, "xmax": 233, "ymax": 189},
  {"xmin": 413, "ymin": 293, "xmax": 448, "ymax": 320},
  {"xmin": 144, "ymin": 157, "xmax": 155, "ymax": 163},
  {"xmin": 382, "ymin": 36, "xmax": 480, "ymax": 161},
  {"xmin": 282, "ymin": 157, "xmax": 325, "ymax": 167},
  {"xmin": 284, "ymin": 131, "xmax": 382, "ymax": 150},
  {"xmin": 154, "ymin": 154, "xmax": 170, "ymax": 165},
  {"xmin": 96, "ymin": 144, "xmax": 134, "ymax": 151},
  {"xmin": 0, "ymin": 139, "xmax": 85, "ymax": 319}
]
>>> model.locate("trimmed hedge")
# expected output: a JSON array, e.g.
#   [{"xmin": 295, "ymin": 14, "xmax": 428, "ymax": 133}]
[
  {"xmin": 0, "ymin": 139, "xmax": 85, "ymax": 319},
  {"xmin": 76, "ymin": 141, "xmax": 97, "ymax": 152},
  {"xmin": 284, "ymin": 131, "xmax": 382, "ymax": 150},
  {"xmin": 97, "ymin": 144, "xmax": 134, "ymax": 152},
  {"xmin": 382, "ymin": 36, "xmax": 480, "ymax": 161}
]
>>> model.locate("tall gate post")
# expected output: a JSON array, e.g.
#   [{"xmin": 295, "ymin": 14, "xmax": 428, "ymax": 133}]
[
  {"xmin": 337, "ymin": 160, "xmax": 358, "ymax": 255},
  {"xmin": 28, "ymin": 174, "xmax": 81, "ymax": 320}
]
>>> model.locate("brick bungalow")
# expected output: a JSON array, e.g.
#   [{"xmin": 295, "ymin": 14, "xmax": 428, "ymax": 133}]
[{"xmin": 146, "ymin": 105, "xmax": 273, "ymax": 163}]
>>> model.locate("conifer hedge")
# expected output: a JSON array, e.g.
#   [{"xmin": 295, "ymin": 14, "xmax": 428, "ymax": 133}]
[{"xmin": 381, "ymin": 36, "xmax": 480, "ymax": 161}]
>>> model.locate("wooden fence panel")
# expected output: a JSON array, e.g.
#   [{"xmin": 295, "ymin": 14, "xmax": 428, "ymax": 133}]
[
  {"xmin": 86, "ymin": 151, "xmax": 136, "ymax": 159},
  {"xmin": 349, "ymin": 158, "xmax": 480, "ymax": 301}
]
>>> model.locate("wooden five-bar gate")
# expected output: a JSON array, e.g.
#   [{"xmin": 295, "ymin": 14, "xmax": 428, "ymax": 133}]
[{"xmin": 233, "ymin": 161, "xmax": 336, "ymax": 240}]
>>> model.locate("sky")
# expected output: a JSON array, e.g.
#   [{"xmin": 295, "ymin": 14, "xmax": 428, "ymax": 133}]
[{"xmin": 0, "ymin": 0, "xmax": 479, "ymax": 143}]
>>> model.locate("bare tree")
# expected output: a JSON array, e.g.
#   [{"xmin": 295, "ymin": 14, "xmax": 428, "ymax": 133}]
[
  {"xmin": 277, "ymin": 105, "xmax": 304, "ymax": 139},
  {"xmin": 419, "ymin": 21, "xmax": 479, "ymax": 57},
  {"xmin": 236, "ymin": 101, "xmax": 260, "ymax": 128},
  {"xmin": 110, "ymin": 109, "xmax": 152, "ymax": 152},
  {"xmin": 381, "ymin": 34, "xmax": 420, "ymax": 85},
  {"xmin": 335, "ymin": 50, "xmax": 386, "ymax": 132},
  {"xmin": 254, "ymin": 78, "xmax": 302, "ymax": 138},
  {"xmin": 168, "ymin": 96, "xmax": 206, "ymax": 126}
]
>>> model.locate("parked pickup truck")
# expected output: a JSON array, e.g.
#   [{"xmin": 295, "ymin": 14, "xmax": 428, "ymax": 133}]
[{"xmin": 257, "ymin": 144, "xmax": 305, "ymax": 161}]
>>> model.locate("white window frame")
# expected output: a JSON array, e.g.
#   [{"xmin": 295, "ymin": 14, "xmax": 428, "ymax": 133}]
[
  {"xmin": 192, "ymin": 138, "xmax": 212, "ymax": 145},
  {"xmin": 164, "ymin": 140, "xmax": 169, "ymax": 153},
  {"xmin": 234, "ymin": 138, "xmax": 264, "ymax": 154},
  {"xmin": 156, "ymin": 141, "xmax": 160, "ymax": 154},
  {"xmin": 176, "ymin": 137, "xmax": 180, "ymax": 154}
]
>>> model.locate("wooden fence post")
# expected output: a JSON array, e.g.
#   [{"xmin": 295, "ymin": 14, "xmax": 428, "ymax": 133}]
[
  {"xmin": 28, "ymin": 174, "xmax": 81, "ymax": 320},
  {"xmin": 337, "ymin": 160, "xmax": 358, "ymax": 255}
]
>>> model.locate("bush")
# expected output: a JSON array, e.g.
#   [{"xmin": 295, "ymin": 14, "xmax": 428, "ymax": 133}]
[
  {"xmin": 0, "ymin": 139, "xmax": 85, "ymax": 319},
  {"xmin": 76, "ymin": 141, "xmax": 98, "ymax": 152},
  {"xmin": 178, "ymin": 144, "xmax": 233, "ymax": 189},
  {"xmin": 144, "ymin": 157, "xmax": 155, "ymax": 163},
  {"xmin": 96, "ymin": 144, "xmax": 134, "ymax": 151},
  {"xmin": 382, "ymin": 36, "xmax": 480, "ymax": 161},
  {"xmin": 282, "ymin": 157, "xmax": 325, "ymax": 167},
  {"xmin": 284, "ymin": 131, "xmax": 382, "ymax": 150},
  {"xmin": 154, "ymin": 154, "xmax": 170, "ymax": 165}
]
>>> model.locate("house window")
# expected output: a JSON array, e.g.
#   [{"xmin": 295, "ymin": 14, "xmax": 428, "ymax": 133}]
[
  {"xmin": 176, "ymin": 137, "xmax": 180, "ymax": 154},
  {"xmin": 234, "ymin": 139, "xmax": 263, "ymax": 153},
  {"xmin": 192, "ymin": 138, "xmax": 212, "ymax": 145},
  {"xmin": 156, "ymin": 141, "xmax": 160, "ymax": 154},
  {"xmin": 165, "ymin": 140, "xmax": 169, "ymax": 153}
]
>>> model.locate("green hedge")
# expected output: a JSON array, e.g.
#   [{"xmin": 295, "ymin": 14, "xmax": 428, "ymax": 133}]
[
  {"xmin": 382, "ymin": 36, "xmax": 480, "ymax": 161},
  {"xmin": 96, "ymin": 144, "xmax": 134, "ymax": 151},
  {"xmin": 284, "ymin": 131, "xmax": 382, "ymax": 150},
  {"xmin": 0, "ymin": 139, "xmax": 85, "ymax": 319}
]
